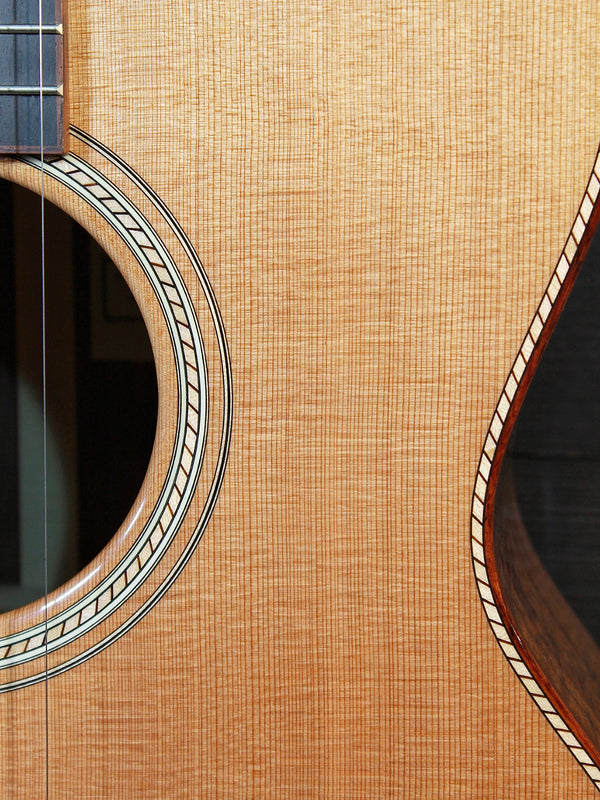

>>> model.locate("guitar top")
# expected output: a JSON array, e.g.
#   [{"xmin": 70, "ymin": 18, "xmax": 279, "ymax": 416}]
[{"xmin": 1, "ymin": 1, "xmax": 600, "ymax": 797}]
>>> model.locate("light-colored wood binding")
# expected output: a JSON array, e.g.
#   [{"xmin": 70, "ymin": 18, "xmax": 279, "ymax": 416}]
[{"xmin": 2, "ymin": 2, "xmax": 600, "ymax": 797}]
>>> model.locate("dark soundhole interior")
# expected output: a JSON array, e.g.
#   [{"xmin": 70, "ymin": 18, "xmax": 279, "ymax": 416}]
[
  {"xmin": 0, "ymin": 179, "xmax": 158, "ymax": 612},
  {"xmin": 510, "ymin": 223, "xmax": 600, "ymax": 645}
]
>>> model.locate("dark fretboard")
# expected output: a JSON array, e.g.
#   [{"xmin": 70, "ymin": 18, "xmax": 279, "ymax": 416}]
[{"xmin": 0, "ymin": 0, "xmax": 64, "ymax": 154}]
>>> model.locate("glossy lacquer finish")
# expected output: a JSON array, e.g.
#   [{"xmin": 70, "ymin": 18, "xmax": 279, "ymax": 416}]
[{"xmin": 2, "ymin": 2, "xmax": 600, "ymax": 798}]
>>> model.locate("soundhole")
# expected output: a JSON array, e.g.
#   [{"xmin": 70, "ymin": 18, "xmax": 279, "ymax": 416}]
[
  {"xmin": 492, "ymin": 217, "xmax": 600, "ymax": 755},
  {"xmin": 509, "ymin": 226, "xmax": 600, "ymax": 645},
  {"xmin": 0, "ymin": 179, "xmax": 158, "ymax": 612}
]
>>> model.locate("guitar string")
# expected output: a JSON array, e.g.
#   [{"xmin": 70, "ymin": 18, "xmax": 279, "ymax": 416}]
[{"xmin": 37, "ymin": 1, "xmax": 49, "ymax": 798}]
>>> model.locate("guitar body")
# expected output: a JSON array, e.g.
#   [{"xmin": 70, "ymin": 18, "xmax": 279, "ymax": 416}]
[{"xmin": 2, "ymin": 1, "xmax": 600, "ymax": 797}]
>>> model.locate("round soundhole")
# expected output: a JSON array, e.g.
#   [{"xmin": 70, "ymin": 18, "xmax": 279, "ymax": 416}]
[{"xmin": 0, "ymin": 178, "xmax": 158, "ymax": 612}]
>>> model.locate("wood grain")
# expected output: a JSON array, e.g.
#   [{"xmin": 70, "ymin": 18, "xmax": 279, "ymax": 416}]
[{"xmin": 1, "ymin": 1, "xmax": 600, "ymax": 797}]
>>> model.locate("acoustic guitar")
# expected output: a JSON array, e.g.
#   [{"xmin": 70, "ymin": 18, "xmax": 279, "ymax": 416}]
[{"xmin": 2, "ymin": 0, "xmax": 600, "ymax": 797}]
